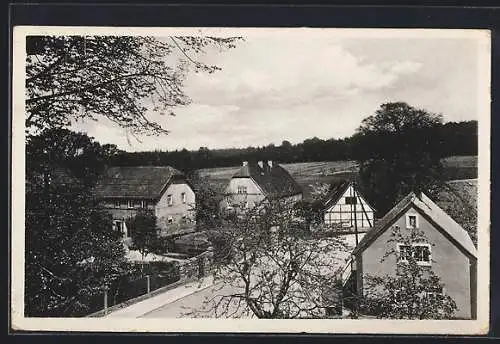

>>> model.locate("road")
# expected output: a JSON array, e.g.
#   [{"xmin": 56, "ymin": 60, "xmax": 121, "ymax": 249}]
[{"xmin": 141, "ymin": 282, "xmax": 252, "ymax": 318}]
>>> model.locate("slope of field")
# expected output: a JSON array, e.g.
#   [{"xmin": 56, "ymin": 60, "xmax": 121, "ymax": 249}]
[{"xmin": 441, "ymin": 155, "xmax": 478, "ymax": 180}]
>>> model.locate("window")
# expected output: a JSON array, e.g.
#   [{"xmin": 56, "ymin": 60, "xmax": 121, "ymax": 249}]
[
  {"xmin": 345, "ymin": 196, "xmax": 357, "ymax": 205},
  {"xmin": 167, "ymin": 194, "xmax": 173, "ymax": 206},
  {"xmin": 398, "ymin": 245, "xmax": 412, "ymax": 262},
  {"xmin": 127, "ymin": 200, "xmax": 133, "ymax": 209},
  {"xmin": 237, "ymin": 186, "xmax": 247, "ymax": 194},
  {"xmin": 114, "ymin": 200, "xmax": 120, "ymax": 208},
  {"xmin": 414, "ymin": 245, "xmax": 431, "ymax": 264},
  {"xmin": 406, "ymin": 214, "xmax": 418, "ymax": 229},
  {"xmin": 141, "ymin": 200, "xmax": 147, "ymax": 208},
  {"xmin": 397, "ymin": 243, "xmax": 431, "ymax": 266},
  {"xmin": 181, "ymin": 192, "xmax": 186, "ymax": 204}
]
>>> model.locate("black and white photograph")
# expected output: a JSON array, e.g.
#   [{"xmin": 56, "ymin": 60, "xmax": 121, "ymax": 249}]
[{"xmin": 11, "ymin": 27, "xmax": 490, "ymax": 334}]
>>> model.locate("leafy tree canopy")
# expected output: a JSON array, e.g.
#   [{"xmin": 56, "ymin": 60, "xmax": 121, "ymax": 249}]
[
  {"xmin": 26, "ymin": 127, "xmax": 121, "ymax": 186},
  {"xmin": 26, "ymin": 35, "xmax": 242, "ymax": 135},
  {"xmin": 25, "ymin": 168, "xmax": 126, "ymax": 317},
  {"xmin": 353, "ymin": 102, "xmax": 446, "ymax": 215},
  {"xmin": 25, "ymin": 129, "xmax": 128, "ymax": 317}
]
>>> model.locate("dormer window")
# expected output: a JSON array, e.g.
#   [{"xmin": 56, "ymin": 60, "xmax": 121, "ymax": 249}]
[{"xmin": 406, "ymin": 214, "xmax": 418, "ymax": 229}]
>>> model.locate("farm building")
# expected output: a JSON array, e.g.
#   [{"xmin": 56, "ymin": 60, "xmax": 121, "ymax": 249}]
[
  {"xmin": 344, "ymin": 191, "xmax": 477, "ymax": 319},
  {"xmin": 93, "ymin": 166, "xmax": 196, "ymax": 242},
  {"xmin": 323, "ymin": 181, "xmax": 375, "ymax": 232},
  {"xmin": 221, "ymin": 160, "xmax": 303, "ymax": 212}
]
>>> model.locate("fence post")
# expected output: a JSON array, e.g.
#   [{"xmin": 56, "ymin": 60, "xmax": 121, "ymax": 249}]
[
  {"xmin": 103, "ymin": 287, "xmax": 108, "ymax": 311},
  {"xmin": 147, "ymin": 275, "xmax": 150, "ymax": 294}
]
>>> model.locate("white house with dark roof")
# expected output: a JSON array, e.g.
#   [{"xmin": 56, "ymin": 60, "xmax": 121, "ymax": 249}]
[
  {"xmin": 93, "ymin": 166, "xmax": 196, "ymax": 241},
  {"xmin": 221, "ymin": 160, "xmax": 303, "ymax": 212},
  {"xmin": 344, "ymin": 191, "xmax": 477, "ymax": 319},
  {"xmin": 323, "ymin": 180, "xmax": 375, "ymax": 231}
]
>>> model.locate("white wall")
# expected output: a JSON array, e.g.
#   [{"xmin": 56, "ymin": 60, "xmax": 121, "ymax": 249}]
[
  {"xmin": 324, "ymin": 185, "xmax": 374, "ymax": 229},
  {"xmin": 221, "ymin": 177, "xmax": 266, "ymax": 210},
  {"xmin": 156, "ymin": 180, "xmax": 196, "ymax": 230}
]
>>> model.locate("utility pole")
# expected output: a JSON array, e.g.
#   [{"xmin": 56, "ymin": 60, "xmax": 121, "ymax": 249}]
[{"xmin": 352, "ymin": 182, "xmax": 359, "ymax": 246}]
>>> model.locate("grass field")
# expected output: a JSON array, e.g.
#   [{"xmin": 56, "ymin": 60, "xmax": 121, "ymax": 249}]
[{"xmin": 197, "ymin": 156, "xmax": 477, "ymax": 200}]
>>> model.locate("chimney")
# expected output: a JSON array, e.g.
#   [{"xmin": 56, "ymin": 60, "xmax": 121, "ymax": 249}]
[
  {"xmin": 242, "ymin": 161, "xmax": 248, "ymax": 166},
  {"xmin": 258, "ymin": 161, "xmax": 264, "ymax": 169},
  {"xmin": 268, "ymin": 160, "xmax": 273, "ymax": 168}
]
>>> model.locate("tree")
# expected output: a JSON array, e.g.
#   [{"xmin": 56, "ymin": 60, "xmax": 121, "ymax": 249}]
[
  {"xmin": 188, "ymin": 172, "xmax": 225, "ymax": 230},
  {"xmin": 355, "ymin": 225, "xmax": 457, "ymax": 319},
  {"xmin": 126, "ymin": 210, "xmax": 159, "ymax": 263},
  {"xmin": 25, "ymin": 129, "xmax": 129, "ymax": 317},
  {"xmin": 26, "ymin": 35, "xmax": 241, "ymax": 135},
  {"xmin": 26, "ymin": 128, "xmax": 121, "ymax": 186},
  {"xmin": 25, "ymin": 165, "xmax": 126, "ymax": 317},
  {"xmin": 185, "ymin": 198, "xmax": 349, "ymax": 319},
  {"xmin": 293, "ymin": 182, "xmax": 330, "ymax": 230},
  {"xmin": 353, "ymin": 102, "xmax": 445, "ymax": 216}
]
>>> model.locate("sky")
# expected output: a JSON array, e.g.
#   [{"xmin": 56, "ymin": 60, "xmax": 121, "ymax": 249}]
[{"xmin": 71, "ymin": 30, "xmax": 484, "ymax": 152}]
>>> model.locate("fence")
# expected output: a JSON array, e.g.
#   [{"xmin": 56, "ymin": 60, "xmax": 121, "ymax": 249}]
[
  {"xmin": 83, "ymin": 262, "xmax": 180, "ymax": 317},
  {"xmin": 86, "ymin": 248, "xmax": 214, "ymax": 317}
]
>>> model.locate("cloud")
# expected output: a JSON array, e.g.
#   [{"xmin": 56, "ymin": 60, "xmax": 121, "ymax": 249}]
[
  {"xmin": 390, "ymin": 61, "xmax": 423, "ymax": 75},
  {"xmin": 185, "ymin": 40, "xmax": 423, "ymax": 111},
  {"xmin": 70, "ymin": 34, "xmax": 479, "ymax": 151}
]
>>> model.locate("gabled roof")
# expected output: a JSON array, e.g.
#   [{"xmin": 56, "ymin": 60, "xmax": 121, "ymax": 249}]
[
  {"xmin": 323, "ymin": 180, "xmax": 351, "ymax": 208},
  {"xmin": 352, "ymin": 192, "xmax": 477, "ymax": 258},
  {"xmin": 231, "ymin": 162, "xmax": 302, "ymax": 197},
  {"xmin": 93, "ymin": 166, "xmax": 185, "ymax": 200},
  {"xmin": 323, "ymin": 180, "xmax": 375, "ymax": 211}
]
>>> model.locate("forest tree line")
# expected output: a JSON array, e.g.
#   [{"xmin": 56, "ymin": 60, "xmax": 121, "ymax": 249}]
[{"xmin": 108, "ymin": 120, "xmax": 477, "ymax": 173}]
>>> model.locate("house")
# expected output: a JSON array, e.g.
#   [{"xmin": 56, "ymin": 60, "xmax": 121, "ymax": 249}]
[
  {"xmin": 93, "ymin": 166, "xmax": 196, "ymax": 241},
  {"xmin": 345, "ymin": 191, "xmax": 477, "ymax": 319},
  {"xmin": 323, "ymin": 180, "xmax": 375, "ymax": 232},
  {"xmin": 221, "ymin": 160, "xmax": 303, "ymax": 212}
]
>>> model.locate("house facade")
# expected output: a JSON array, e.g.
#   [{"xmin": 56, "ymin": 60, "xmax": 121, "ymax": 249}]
[
  {"xmin": 221, "ymin": 160, "xmax": 303, "ymax": 212},
  {"xmin": 323, "ymin": 181, "xmax": 375, "ymax": 231},
  {"xmin": 94, "ymin": 166, "xmax": 196, "ymax": 242},
  {"xmin": 348, "ymin": 192, "xmax": 477, "ymax": 319}
]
